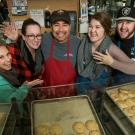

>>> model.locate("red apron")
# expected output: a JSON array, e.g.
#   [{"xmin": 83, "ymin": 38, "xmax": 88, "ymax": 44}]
[{"xmin": 42, "ymin": 37, "xmax": 76, "ymax": 98}]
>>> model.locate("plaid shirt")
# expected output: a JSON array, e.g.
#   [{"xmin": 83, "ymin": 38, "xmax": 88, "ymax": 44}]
[{"xmin": 8, "ymin": 43, "xmax": 43, "ymax": 83}]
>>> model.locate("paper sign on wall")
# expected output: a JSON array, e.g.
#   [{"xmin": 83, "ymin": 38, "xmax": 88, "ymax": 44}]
[
  {"xmin": 79, "ymin": 0, "xmax": 88, "ymax": 33},
  {"xmin": 30, "ymin": 9, "xmax": 44, "ymax": 27}
]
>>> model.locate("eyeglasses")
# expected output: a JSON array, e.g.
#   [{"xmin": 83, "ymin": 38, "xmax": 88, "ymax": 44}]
[{"xmin": 25, "ymin": 34, "xmax": 42, "ymax": 40}]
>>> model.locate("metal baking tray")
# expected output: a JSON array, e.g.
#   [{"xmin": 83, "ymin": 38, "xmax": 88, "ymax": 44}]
[
  {"xmin": 0, "ymin": 101, "xmax": 17, "ymax": 135},
  {"xmin": 31, "ymin": 95, "xmax": 106, "ymax": 135},
  {"xmin": 103, "ymin": 95, "xmax": 135, "ymax": 135},
  {"xmin": 105, "ymin": 82, "xmax": 135, "ymax": 127},
  {"xmin": 0, "ymin": 103, "xmax": 12, "ymax": 135}
]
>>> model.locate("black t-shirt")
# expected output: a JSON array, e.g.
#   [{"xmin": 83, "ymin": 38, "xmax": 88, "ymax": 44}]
[
  {"xmin": 112, "ymin": 34, "xmax": 135, "ymax": 77},
  {"xmin": 120, "ymin": 36, "xmax": 134, "ymax": 58},
  {"xmin": 112, "ymin": 33, "xmax": 134, "ymax": 59}
]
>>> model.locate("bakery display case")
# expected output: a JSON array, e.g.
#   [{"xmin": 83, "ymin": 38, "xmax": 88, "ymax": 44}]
[
  {"xmin": 101, "ymin": 82, "xmax": 135, "ymax": 135},
  {"xmin": 31, "ymin": 95, "xmax": 106, "ymax": 135},
  {"xmin": 0, "ymin": 102, "xmax": 16, "ymax": 135}
]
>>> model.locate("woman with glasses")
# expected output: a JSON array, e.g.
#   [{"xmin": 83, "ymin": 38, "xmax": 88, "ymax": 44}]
[
  {"xmin": 3, "ymin": 18, "xmax": 44, "ymax": 84},
  {"xmin": 2, "ymin": 18, "xmax": 44, "ymax": 102}
]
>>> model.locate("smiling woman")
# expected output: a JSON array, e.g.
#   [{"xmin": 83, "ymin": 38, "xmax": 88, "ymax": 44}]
[
  {"xmin": 0, "ymin": 43, "xmax": 43, "ymax": 113},
  {"xmin": 0, "ymin": 18, "xmax": 44, "ymax": 106},
  {"xmin": 0, "ymin": 44, "xmax": 21, "ymax": 88},
  {"xmin": 76, "ymin": 12, "xmax": 113, "ymax": 94},
  {"xmin": 2, "ymin": 18, "xmax": 44, "ymax": 83},
  {"xmin": 0, "ymin": 45, "xmax": 12, "ymax": 71}
]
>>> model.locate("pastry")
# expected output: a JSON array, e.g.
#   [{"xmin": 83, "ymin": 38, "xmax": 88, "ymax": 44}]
[
  {"xmin": 118, "ymin": 92, "xmax": 128, "ymax": 100},
  {"xmin": 110, "ymin": 93, "xmax": 119, "ymax": 101},
  {"xmin": 125, "ymin": 98, "xmax": 135, "ymax": 107},
  {"xmin": 90, "ymin": 130, "xmax": 101, "ymax": 135},
  {"xmin": 110, "ymin": 90, "xmax": 128, "ymax": 101},
  {"xmin": 35, "ymin": 123, "xmax": 50, "ymax": 135},
  {"xmin": 131, "ymin": 106, "xmax": 135, "ymax": 113},
  {"xmin": 116, "ymin": 100, "xmax": 128, "ymax": 109},
  {"xmin": 50, "ymin": 123, "xmax": 63, "ymax": 135},
  {"xmin": 123, "ymin": 107, "xmax": 134, "ymax": 116},
  {"xmin": 85, "ymin": 120, "xmax": 99, "ymax": 131},
  {"xmin": 130, "ymin": 115, "xmax": 135, "ymax": 124},
  {"xmin": 128, "ymin": 91, "xmax": 135, "ymax": 98},
  {"xmin": 72, "ymin": 121, "xmax": 86, "ymax": 135},
  {"xmin": 118, "ymin": 88, "xmax": 128, "ymax": 94}
]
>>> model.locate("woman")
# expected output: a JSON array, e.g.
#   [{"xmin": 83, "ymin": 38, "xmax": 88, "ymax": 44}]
[
  {"xmin": 76, "ymin": 12, "xmax": 135, "ymax": 95},
  {"xmin": 2, "ymin": 18, "xmax": 44, "ymax": 101},
  {"xmin": 0, "ymin": 43, "xmax": 43, "ymax": 112},
  {"xmin": 3, "ymin": 18, "xmax": 44, "ymax": 83}
]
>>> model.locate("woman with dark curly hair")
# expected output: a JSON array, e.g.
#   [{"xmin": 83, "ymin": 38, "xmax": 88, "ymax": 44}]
[{"xmin": 76, "ymin": 12, "xmax": 135, "ymax": 95}]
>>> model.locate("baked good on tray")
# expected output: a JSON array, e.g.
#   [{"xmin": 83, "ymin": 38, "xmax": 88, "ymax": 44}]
[
  {"xmin": 72, "ymin": 121, "xmax": 86, "ymax": 135},
  {"xmin": 35, "ymin": 123, "xmax": 50, "ymax": 135},
  {"xmin": 89, "ymin": 130, "xmax": 101, "ymax": 135},
  {"xmin": 85, "ymin": 120, "xmax": 99, "ymax": 131},
  {"xmin": 85, "ymin": 120, "xmax": 101, "ymax": 135},
  {"xmin": 50, "ymin": 123, "xmax": 63, "ymax": 135}
]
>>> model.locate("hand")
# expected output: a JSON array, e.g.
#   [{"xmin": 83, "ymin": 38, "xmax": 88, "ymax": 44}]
[
  {"xmin": 93, "ymin": 50, "xmax": 114, "ymax": 65},
  {"xmin": 1, "ymin": 21, "xmax": 19, "ymax": 41},
  {"xmin": 24, "ymin": 79, "xmax": 44, "ymax": 88}
]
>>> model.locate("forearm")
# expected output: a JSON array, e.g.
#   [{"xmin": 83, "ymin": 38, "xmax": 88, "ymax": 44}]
[
  {"xmin": 9, "ymin": 84, "xmax": 29, "ymax": 102},
  {"xmin": 111, "ymin": 60, "xmax": 135, "ymax": 75},
  {"xmin": 0, "ymin": 84, "xmax": 29, "ymax": 103}
]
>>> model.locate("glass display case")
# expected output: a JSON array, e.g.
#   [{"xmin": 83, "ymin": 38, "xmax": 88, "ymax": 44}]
[{"xmin": 29, "ymin": 82, "xmax": 135, "ymax": 135}]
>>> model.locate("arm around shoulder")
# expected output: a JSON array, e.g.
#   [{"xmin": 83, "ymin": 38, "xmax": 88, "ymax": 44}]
[{"xmin": 109, "ymin": 43, "xmax": 135, "ymax": 74}]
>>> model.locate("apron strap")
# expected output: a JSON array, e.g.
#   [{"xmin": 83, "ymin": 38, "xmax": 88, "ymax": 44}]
[
  {"xmin": 67, "ymin": 37, "xmax": 70, "ymax": 60},
  {"xmin": 50, "ymin": 38, "xmax": 55, "ymax": 58}
]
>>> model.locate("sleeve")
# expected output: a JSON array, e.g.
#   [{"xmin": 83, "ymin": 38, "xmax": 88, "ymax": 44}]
[
  {"xmin": 109, "ymin": 44, "xmax": 135, "ymax": 74},
  {"xmin": 0, "ymin": 80, "xmax": 29, "ymax": 103}
]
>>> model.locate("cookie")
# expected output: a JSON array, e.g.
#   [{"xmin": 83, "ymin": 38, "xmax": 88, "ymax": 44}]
[
  {"xmin": 85, "ymin": 120, "xmax": 99, "ymax": 131},
  {"xmin": 130, "ymin": 115, "xmax": 135, "ymax": 124},
  {"xmin": 35, "ymin": 123, "xmax": 50, "ymax": 135},
  {"xmin": 90, "ymin": 130, "xmax": 101, "ymax": 135},
  {"xmin": 72, "ymin": 121, "xmax": 86, "ymax": 134},
  {"xmin": 50, "ymin": 123, "xmax": 63, "ymax": 135}
]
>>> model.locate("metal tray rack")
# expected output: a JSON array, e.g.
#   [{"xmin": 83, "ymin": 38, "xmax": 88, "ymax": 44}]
[
  {"xmin": 31, "ymin": 95, "xmax": 106, "ymax": 135},
  {"xmin": 102, "ymin": 82, "xmax": 135, "ymax": 135}
]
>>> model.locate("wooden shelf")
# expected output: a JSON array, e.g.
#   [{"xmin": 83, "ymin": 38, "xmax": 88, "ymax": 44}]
[{"xmin": 6, "ymin": 0, "xmax": 79, "ymax": 32}]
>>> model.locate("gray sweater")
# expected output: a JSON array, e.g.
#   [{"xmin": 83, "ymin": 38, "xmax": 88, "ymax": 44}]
[{"xmin": 41, "ymin": 32, "xmax": 81, "ymax": 68}]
